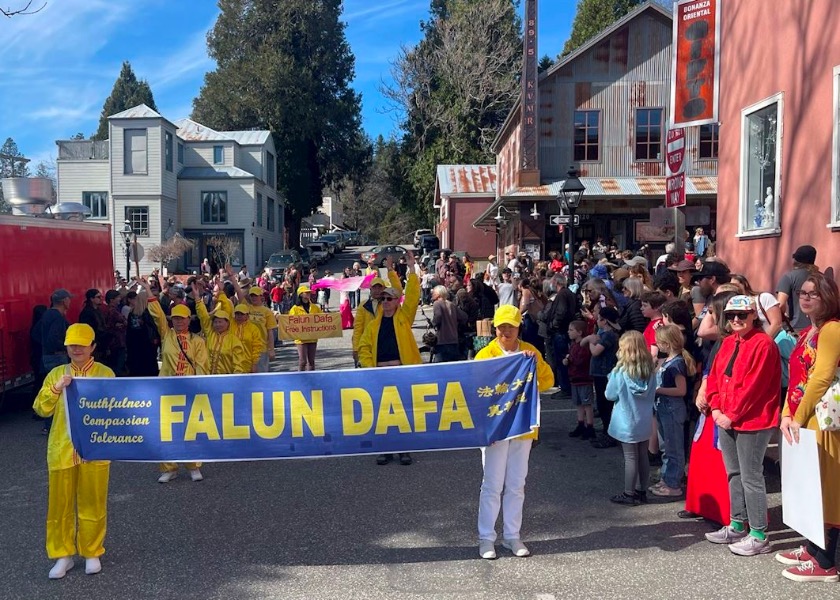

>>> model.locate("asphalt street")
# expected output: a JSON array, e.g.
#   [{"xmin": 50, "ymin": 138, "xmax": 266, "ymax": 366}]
[{"xmin": 0, "ymin": 247, "xmax": 825, "ymax": 600}]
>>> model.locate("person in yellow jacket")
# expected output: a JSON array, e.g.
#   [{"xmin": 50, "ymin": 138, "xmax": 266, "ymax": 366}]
[
  {"xmin": 289, "ymin": 284, "xmax": 322, "ymax": 371},
  {"xmin": 352, "ymin": 258, "xmax": 404, "ymax": 366},
  {"xmin": 474, "ymin": 304, "xmax": 554, "ymax": 560},
  {"xmin": 358, "ymin": 252, "xmax": 420, "ymax": 465},
  {"xmin": 33, "ymin": 323, "xmax": 115, "ymax": 579},
  {"xmin": 230, "ymin": 302, "xmax": 263, "ymax": 372},
  {"xmin": 192, "ymin": 282, "xmax": 249, "ymax": 375},
  {"xmin": 140, "ymin": 279, "xmax": 210, "ymax": 483}
]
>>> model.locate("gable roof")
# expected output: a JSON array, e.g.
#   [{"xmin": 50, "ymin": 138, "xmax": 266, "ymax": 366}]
[
  {"xmin": 173, "ymin": 118, "xmax": 233, "ymax": 142},
  {"xmin": 222, "ymin": 130, "xmax": 272, "ymax": 145},
  {"xmin": 108, "ymin": 103, "xmax": 164, "ymax": 120}
]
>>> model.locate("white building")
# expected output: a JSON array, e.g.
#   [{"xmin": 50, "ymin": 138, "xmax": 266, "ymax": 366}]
[{"xmin": 56, "ymin": 104, "xmax": 284, "ymax": 275}]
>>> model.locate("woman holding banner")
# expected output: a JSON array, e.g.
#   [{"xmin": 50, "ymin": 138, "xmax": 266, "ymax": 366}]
[
  {"xmin": 778, "ymin": 273, "xmax": 840, "ymax": 583},
  {"xmin": 289, "ymin": 284, "xmax": 322, "ymax": 371},
  {"xmin": 474, "ymin": 304, "xmax": 554, "ymax": 560},
  {"xmin": 141, "ymin": 279, "xmax": 210, "ymax": 483},
  {"xmin": 34, "ymin": 323, "xmax": 115, "ymax": 579}
]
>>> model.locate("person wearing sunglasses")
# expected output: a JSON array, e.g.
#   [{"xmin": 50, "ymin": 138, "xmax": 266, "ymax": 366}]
[
  {"xmin": 704, "ymin": 295, "xmax": 781, "ymax": 556},
  {"xmin": 357, "ymin": 251, "xmax": 421, "ymax": 466}
]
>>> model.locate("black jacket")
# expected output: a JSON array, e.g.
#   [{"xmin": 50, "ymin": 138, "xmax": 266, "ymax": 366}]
[{"xmin": 619, "ymin": 298, "xmax": 648, "ymax": 333}]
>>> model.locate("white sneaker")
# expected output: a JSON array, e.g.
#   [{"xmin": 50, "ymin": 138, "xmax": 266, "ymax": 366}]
[
  {"xmin": 85, "ymin": 557, "xmax": 102, "ymax": 575},
  {"xmin": 48, "ymin": 557, "xmax": 74, "ymax": 579},
  {"xmin": 478, "ymin": 540, "xmax": 496, "ymax": 560},
  {"xmin": 189, "ymin": 469, "xmax": 204, "ymax": 482},
  {"xmin": 158, "ymin": 471, "xmax": 178, "ymax": 483},
  {"xmin": 502, "ymin": 539, "xmax": 530, "ymax": 557}
]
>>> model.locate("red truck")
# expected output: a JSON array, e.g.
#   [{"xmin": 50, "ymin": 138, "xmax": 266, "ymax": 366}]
[{"xmin": 0, "ymin": 214, "xmax": 114, "ymax": 406}]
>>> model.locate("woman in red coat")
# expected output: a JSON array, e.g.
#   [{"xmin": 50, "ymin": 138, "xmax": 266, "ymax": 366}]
[{"xmin": 704, "ymin": 295, "xmax": 781, "ymax": 556}]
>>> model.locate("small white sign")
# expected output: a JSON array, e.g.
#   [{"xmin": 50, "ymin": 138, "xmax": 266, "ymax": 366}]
[{"xmin": 782, "ymin": 428, "xmax": 826, "ymax": 549}]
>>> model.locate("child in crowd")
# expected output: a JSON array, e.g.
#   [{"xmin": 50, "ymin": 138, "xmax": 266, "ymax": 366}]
[
  {"xmin": 565, "ymin": 320, "xmax": 595, "ymax": 440},
  {"xmin": 606, "ymin": 331, "xmax": 657, "ymax": 505},
  {"xmin": 641, "ymin": 291, "xmax": 666, "ymax": 358},
  {"xmin": 270, "ymin": 282, "xmax": 284, "ymax": 312},
  {"xmin": 651, "ymin": 324, "xmax": 696, "ymax": 498},
  {"xmin": 580, "ymin": 306, "xmax": 621, "ymax": 448}
]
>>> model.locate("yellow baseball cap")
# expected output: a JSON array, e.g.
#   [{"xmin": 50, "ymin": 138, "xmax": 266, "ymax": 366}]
[
  {"xmin": 297, "ymin": 284, "xmax": 311, "ymax": 295},
  {"xmin": 249, "ymin": 286, "xmax": 263, "ymax": 296},
  {"xmin": 370, "ymin": 277, "xmax": 387, "ymax": 288},
  {"xmin": 493, "ymin": 304, "xmax": 522, "ymax": 327},
  {"xmin": 234, "ymin": 303, "xmax": 250, "ymax": 314},
  {"xmin": 64, "ymin": 323, "xmax": 95, "ymax": 346},
  {"xmin": 171, "ymin": 304, "xmax": 191, "ymax": 319},
  {"xmin": 212, "ymin": 310, "xmax": 231, "ymax": 321}
]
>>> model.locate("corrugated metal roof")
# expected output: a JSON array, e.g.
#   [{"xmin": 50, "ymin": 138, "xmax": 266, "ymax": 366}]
[
  {"xmin": 436, "ymin": 165, "xmax": 497, "ymax": 195},
  {"xmin": 222, "ymin": 130, "xmax": 271, "ymax": 145},
  {"xmin": 108, "ymin": 104, "xmax": 163, "ymax": 120},
  {"xmin": 509, "ymin": 176, "xmax": 718, "ymax": 197},
  {"xmin": 174, "ymin": 118, "xmax": 233, "ymax": 142},
  {"xmin": 178, "ymin": 166, "xmax": 256, "ymax": 179}
]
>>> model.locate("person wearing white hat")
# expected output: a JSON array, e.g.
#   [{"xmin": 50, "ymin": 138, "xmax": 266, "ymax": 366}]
[
  {"xmin": 289, "ymin": 284, "xmax": 322, "ymax": 371},
  {"xmin": 33, "ymin": 323, "xmax": 115, "ymax": 579}
]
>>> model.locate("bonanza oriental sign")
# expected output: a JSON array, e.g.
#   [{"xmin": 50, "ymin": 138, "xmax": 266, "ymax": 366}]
[
  {"xmin": 670, "ymin": 0, "xmax": 720, "ymax": 127},
  {"xmin": 63, "ymin": 354, "xmax": 540, "ymax": 461}
]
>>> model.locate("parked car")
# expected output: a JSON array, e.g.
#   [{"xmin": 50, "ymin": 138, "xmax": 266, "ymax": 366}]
[
  {"xmin": 418, "ymin": 233, "xmax": 440, "ymax": 254},
  {"xmin": 295, "ymin": 246, "xmax": 318, "ymax": 272},
  {"xmin": 360, "ymin": 245, "xmax": 409, "ymax": 267},
  {"xmin": 266, "ymin": 250, "xmax": 305, "ymax": 280},
  {"xmin": 413, "ymin": 228, "xmax": 433, "ymax": 246},
  {"xmin": 306, "ymin": 242, "xmax": 330, "ymax": 265},
  {"xmin": 319, "ymin": 233, "xmax": 344, "ymax": 252}
]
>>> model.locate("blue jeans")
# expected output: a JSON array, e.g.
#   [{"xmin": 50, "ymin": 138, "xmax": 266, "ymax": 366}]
[
  {"xmin": 654, "ymin": 396, "xmax": 686, "ymax": 489},
  {"xmin": 551, "ymin": 333, "xmax": 570, "ymax": 391}
]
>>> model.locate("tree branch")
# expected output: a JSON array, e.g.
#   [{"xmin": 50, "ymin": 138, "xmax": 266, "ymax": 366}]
[{"xmin": 1, "ymin": 0, "xmax": 46, "ymax": 17}]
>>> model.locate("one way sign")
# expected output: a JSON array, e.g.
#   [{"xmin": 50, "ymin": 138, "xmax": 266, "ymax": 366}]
[{"xmin": 549, "ymin": 214, "xmax": 579, "ymax": 226}]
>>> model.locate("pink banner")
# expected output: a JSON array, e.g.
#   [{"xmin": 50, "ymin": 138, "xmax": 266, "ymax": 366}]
[{"xmin": 310, "ymin": 274, "xmax": 375, "ymax": 292}]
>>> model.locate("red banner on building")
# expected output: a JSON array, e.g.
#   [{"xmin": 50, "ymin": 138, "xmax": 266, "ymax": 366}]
[{"xmin": 670, "ymin": 0, "xmax": 720, "ymax": 127}]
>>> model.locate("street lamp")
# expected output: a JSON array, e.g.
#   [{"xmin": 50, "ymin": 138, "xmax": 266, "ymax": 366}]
[
  {"xmin": 120, "ymin": 220, "xmax": 133, "ymax": 278},
  {"xmin": 558, "ymin": 166, "xmax": 585, "ymax": 264}
]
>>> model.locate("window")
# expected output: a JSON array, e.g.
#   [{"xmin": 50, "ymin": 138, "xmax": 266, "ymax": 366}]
[
  {"xmin": 82, "ymin": 192, "xmax": 108, "ymax": 218},
  {"xmin": 213, "ymin": 145, "xmax": 224, "ymax": 165},
  {"xmin": 699, "ymin": 123, "xmax": 719, "ymax": 159},
  {"xmin": 125, "ymin": 206, "xmax": 149, "ymax": 237},
  {"xmin": 635, "ymin": 108, "xmax": 663, "ymax": 161},
  {"xmin": 177, "ymin": 142, "xmax": 184, "ymax": 164},
  {"xmin": 123, "ymin": 129, "xmax": 147, "ymax": 174},
  {"xmin": 573, "ymin": 110, "xmax": 600, "ymax": 161},
  {"xmin": 256, "ymin": 192, "xmax": 263, "ymax": 227},
  {"xmin": 267, "ymin": 198, "xmax": 274, "ymax": 231},
  {"xmin": 739, "ymin": 93, "xmax": 783, "ymax": 236},
  {"xmin": 202, "ymin": 191, "xmax": 228, "ymax": 224},
  {"xmin": 165, "ymin": 131, "xmax": 173, "ymax": 172},
  {"xmin": 832, "ymin": 66, "xmax": 840, "ymax": 226},
  {"xmin": 266, "ymin": 151, "xmax": 275, "ymax": 187}
]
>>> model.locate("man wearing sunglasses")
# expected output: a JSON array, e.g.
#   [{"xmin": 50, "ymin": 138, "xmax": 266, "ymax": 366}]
[
  {"xmin": 357, "ymin": 251, "xmax": 421, "ymax": 466},
  {"xmin": 690, "ymin": 260, "xmax": 731, "ymax": 330}
]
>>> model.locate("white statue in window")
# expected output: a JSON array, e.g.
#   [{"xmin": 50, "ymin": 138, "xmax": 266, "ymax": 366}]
[{"xmin": 763, "ymin": 186, "xmax": 774, "ymax": 223}]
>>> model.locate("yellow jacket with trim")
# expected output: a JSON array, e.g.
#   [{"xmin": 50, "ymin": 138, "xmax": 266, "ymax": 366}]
[
  {"xmin": 247, "ymin": 304, "xmax": 278, "ymax": 352},
  {"xmin": 352, "ymin": 270, "xmax": 403, "ymax": 353},
  {"xmin": 288, "ymin": 302, "xmax": 323, "ymax": 344},
  {"xmin": 474, "ymin": 338, "xmax": 554, "ymax": 440},
  {"xmin": 148, "ymin": 298, "xmax": 210, "ymax": 376},
  {"xmin": 358, "ymin": 273, "xmax": 420, "ymax": 368},
  {"xmin": 33, "ymin": 359, "xmax": 114, "ymax": 471},
  {"xmin": 195, "ymin": 299, "xmax": 249, "ymax": 374}
]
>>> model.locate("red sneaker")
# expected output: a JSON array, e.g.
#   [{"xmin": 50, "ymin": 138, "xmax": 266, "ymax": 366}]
[
  {"xmin": 782, "ymin": 561, "xmax": 839, "ymax": 583},
  {"xmin": 775, "ymin": 545, "xmax": 814, "ymax": 566}
]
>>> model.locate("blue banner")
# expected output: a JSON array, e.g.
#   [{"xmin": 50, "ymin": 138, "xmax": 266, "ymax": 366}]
[{"xmin": 64, "ymin": 354, "xmax": 540, "ymax": 461}]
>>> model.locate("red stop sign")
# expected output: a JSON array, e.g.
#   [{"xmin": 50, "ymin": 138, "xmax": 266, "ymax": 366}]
[{"xmin": 666, "ymin": 128, "xmax": 685, "ymax": 176}]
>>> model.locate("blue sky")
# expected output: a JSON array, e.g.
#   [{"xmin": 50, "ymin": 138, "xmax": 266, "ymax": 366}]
[{"xmin": 0, "ymin": 0, "xmax": 574, "ymax": 167}]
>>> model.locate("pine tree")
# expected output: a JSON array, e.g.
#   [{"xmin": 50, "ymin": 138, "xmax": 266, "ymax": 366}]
[
  {"xmin": 561, "ymin": 0, "xmax": 644, "ymax": 56},
  {"xmin": 192, "ymin": 0, "xmax": 365, "ymax": 247},
  {"xmin": 0, "ymin": 137, "xmax": 31, "ymax": 213},
  {"xmin": 91, "ymin": 61, "xmax": 158, "ymax": 140}
]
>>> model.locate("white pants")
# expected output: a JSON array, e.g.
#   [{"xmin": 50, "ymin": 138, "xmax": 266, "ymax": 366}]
[{"xmin": 478, "ymin": 438, "xmax": 532, "ymax": 542}]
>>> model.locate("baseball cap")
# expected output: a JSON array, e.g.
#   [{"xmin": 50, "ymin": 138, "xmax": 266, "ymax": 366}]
[
  {"xmin": 64, "ymin": 323, "xmax": 95, "ymax": 346},
  {"xmin": 691, "ymin": 261, "xmax": 731, "ymax": 283},
  {"xmin": 249, "ymin": 286, "xmax": 263, "ymax": 296},
  {"xmin": 297, "ymin": 284, "xmax": 311, "ymax": 295},
  {"xmin": 50, "ymin": 289, "xmax": 72, "ymax": 304},
  {"xmin": 381, "ymin": 287, "xmax": 401, "ymax": 299},
  {"xmin": 493, "ymin": 304, "xmax": 522, "ymax": 327},
  {"xmin": 668, "ymin": 259, "xmax": 696, "ymax": 272},
  {"xmin": 792, "ymin": 245, "xmax": 817, "ymax": 265},
  {"xmin": 724, "ymin": 295, "xmax": 756, "ymax": 313},
  {"xmin": 234, "ymin": 303, "xmax": 250, "ymax": 314},
  {"xmin": 171, "ymin": 304, "xmax": 191, "ymax": 319},
  {"xmin": 624, "ymin": 256, "xmax": 647, "ymax": 267},
  {"xmin": 212, "ymin": 309, "xmax": 231, "ymax": 321},
  {"xmin": 370, "ymin": 277, "xmax": 388, "ymax": 288}
]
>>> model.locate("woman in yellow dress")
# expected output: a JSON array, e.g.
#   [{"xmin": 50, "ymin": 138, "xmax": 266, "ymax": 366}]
[
  {"xmin": 289, "ymin": 284, "xmax": 322, "ymax": 371},
  {"xmin": 140, "ymin": 279, "xmax": 209, "ymax": 483},
  {"xmin": 34, "ymin": 323, "xmax": 115, "ymax": 579}
]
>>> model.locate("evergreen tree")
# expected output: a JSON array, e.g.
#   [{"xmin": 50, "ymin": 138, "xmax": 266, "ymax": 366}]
[
  {"xmin": 92, "ymin": 61, "xmax": 158, "ymax": 140},
  {"xmin": 192, "ymin": 0, "xmax": 364, "ymax": 247},
  {"xmin": 538, "ymin": 54, "xmax": 554, "ymax": 73},
  {"xmin": 561, "ymin": 0, "xmax": 644, "ymax": 56},
  {"xmin": 0, "ymin": 137, "xmax": 31, "ymax": 213}
]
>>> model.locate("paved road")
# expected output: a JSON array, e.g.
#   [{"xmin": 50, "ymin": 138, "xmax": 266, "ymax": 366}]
[{"xmin": 0, "ymin": 247, "xmax": 820, "ymax": 599}]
